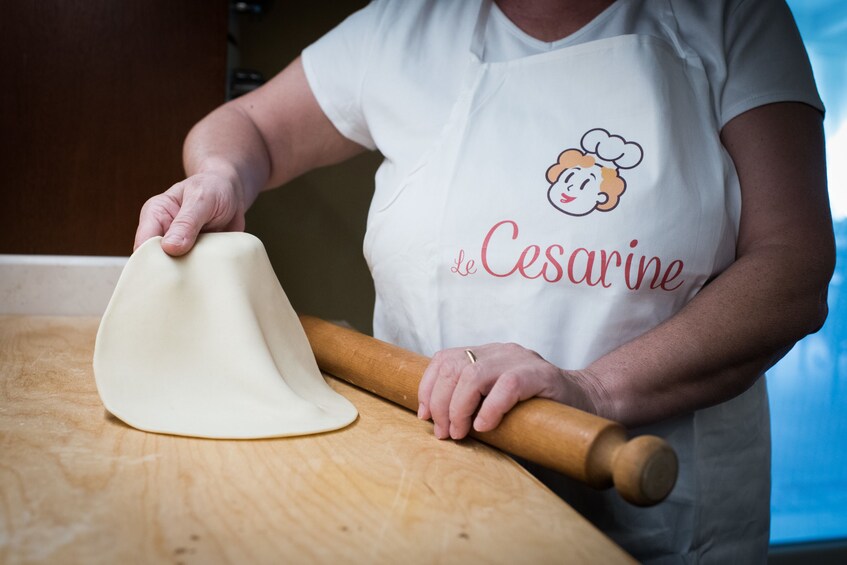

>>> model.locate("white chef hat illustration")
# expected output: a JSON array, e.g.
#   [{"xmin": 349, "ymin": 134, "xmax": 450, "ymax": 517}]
[{"xmin": 581, "ymin": 128, "xmax": 643, "ymax": 170}]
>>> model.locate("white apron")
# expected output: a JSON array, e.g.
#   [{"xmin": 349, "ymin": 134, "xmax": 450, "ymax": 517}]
[{"xmin": 363, "ymin": 1, "xmax": 770, "ymax": 562}]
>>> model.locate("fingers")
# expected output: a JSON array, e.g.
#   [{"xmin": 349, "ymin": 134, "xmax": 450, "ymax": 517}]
[
  {"xmin": 417, "ymin": 357, "xmax": 440, "ymax": 422},
  {"xmin": 418, "ymin": 344, "xmax": 570, "ymax": 441},
  {"xmin": 473, "ymin": 373, "xmax": 524, "ymax": 433},
  {"xmin": 419, "ymin": 347, "xmax": 496, "ymax": 441},
  {"xmin": 420, "ymin": 351, "xmax": 466, "ymax": 439},
  {"xmin": 134, "ymin": 207, "xmax": 170, "ymax": 252},
  {"xmin": 428, "ymin": 362, "xmax": 467, "ymax": 440},
  {"xmin": 448, "ymin": 364, "xmax": 494, "ymax": 439},
  {"xmin": 134, "ymin": 192, "xmax": 180, "ymax": 252}
]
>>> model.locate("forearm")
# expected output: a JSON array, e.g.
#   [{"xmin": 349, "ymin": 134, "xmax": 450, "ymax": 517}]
[
  {"xmin": 584, "ymin": 237, "xmax": 830, "ymax": 428},
  {"xmin": 182, "ymin": 56, "xmax": 366, "ymax": 212},
  {"xmin": 183, "ymin": 103, "xmax": 272, "ymax": 211}
]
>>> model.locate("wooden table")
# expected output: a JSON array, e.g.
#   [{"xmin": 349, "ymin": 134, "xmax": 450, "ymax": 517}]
[{"xmin": 0, "ymin": 316, "xmax": 634, "ymax": 564}]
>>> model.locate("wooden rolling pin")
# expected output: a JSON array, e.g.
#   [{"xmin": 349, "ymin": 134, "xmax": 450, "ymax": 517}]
[{"xmin": 300, "ymin": 315, "xmax": 678, "ymax": 506}]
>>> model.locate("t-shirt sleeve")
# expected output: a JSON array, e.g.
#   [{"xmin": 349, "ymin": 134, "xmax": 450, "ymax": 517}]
[
  {"xmin": 301, "ymin": 2, "xmax": 383, "ymax": 150},
  {"xmin": 720, "ymin": 0, "xmax": 824, "ymax": 126}
]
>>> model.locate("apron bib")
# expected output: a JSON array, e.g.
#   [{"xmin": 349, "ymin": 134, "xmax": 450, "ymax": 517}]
[
  {"xmin": 363, "ymin": 1, "xmax": 767, "ymax": 561},
  {"xmin": 365, "ymin": 1, "xmax": 739, "ymax": 365}
]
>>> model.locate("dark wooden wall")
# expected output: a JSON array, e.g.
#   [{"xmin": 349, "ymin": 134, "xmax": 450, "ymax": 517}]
[{"xmin": 1, "ymin": 1, "xmax": 228, "ymax": 256}]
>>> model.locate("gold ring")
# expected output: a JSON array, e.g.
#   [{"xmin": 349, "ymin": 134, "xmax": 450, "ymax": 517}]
[{"xmin": 465, "ymin": 349, "xmax": 477, "ymax": 364}]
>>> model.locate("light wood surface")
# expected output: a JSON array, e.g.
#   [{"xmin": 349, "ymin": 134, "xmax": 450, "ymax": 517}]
[
  {"xmin": 0, "ymin": 316, "xmax": 634, "ymax": 564},
  {"xmin": 300, "ymin": 316, "xmax": 678, "ymax": 506}
]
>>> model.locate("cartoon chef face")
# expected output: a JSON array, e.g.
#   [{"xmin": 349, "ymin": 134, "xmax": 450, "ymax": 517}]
[
  {"xmin": 546, "ymin": 149, "xmax": 626, "ymax": 217},
  {"xmin": 546, "ymin": 129, "xmax": 643, "ymax": 218},
  {"xmin": 548, "ymin": 163, "xmax": 607, "ymax": 216}
]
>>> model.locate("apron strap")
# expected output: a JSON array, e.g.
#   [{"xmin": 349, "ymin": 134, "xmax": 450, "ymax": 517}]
[{"xmin": 470, "ymin": 0, "xmax": 493, "ymax": 62}]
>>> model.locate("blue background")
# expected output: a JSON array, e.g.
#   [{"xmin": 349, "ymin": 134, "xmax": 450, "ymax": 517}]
[{"xmin": 770, "ymin": 0, "xmax": 847, "ymax": 545}]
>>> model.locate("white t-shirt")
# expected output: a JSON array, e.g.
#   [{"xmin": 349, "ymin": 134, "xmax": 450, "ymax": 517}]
[{"xmin": 303, "ymin": 0, "xmax": 822, "ymax": 161}]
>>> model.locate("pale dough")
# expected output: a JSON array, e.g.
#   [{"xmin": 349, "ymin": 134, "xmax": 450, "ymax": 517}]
[{"xmin": 93, "ymin": 232, "xmax": 357, "ymax": 438}]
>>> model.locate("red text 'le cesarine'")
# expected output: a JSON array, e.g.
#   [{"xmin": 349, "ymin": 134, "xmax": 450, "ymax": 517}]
[{"xmin": 479, "ymin": 220, "xmax": 685, "ymax": 291}]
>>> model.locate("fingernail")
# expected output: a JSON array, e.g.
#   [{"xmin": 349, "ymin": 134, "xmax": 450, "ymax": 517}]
[
  {"xmin": 417, "ymin": 403, "xmax": 425, "ymax": 419},
  {"xmin": 473, "ymin": 416, "xmax": 486, "ymax": 431},
  {"xmin": 163, "ymin": 234, "xmax": 184, "ymax": 246},
  {"xmin": 433, "ymin": 423, "xmax": 446, "ymax": 439},
  {"xmin": 449, "ymin": 424, "xmax": 461, "ymax": 440}
]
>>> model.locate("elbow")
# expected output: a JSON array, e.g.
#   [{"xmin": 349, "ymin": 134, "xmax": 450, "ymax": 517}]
[
  {"xmin": 810, "ymin": 246, "xmax": 836, "ymax": 334},
  {"xmin": 794, "ymin": 259, "xmax": 834, "ymax": 339},
  {"xmin": 804, "ymin": 287, "xmax": 830, "ymax": 336},
  {"xmin": 797, "ymin": 238, "xmax": 836, "ymax": 338},
  {"xmin": 775, "ymin": 256, "xmax": 834, "ymax": 345}
]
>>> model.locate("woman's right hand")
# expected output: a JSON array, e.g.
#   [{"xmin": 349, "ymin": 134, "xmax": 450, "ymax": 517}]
[
  {"xmin": 133, "ymin": 170, "xmax": 246, "ymax": 256},
  {"xmin": 132, "ymin": 56, "xmax": 367, "ymax": 257}
]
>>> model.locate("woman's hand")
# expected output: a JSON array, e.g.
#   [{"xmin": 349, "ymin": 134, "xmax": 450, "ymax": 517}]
[
  {"xmin": 417, "ymin": 343, "xmax": 602, "ymax": 440},
  {"xmin": 134, "ymin": 169, "xmax": 246, "ymax": 256},
  {"xmin": 132, "ymin": 56, "xmax": 366, "ymax": 257}
]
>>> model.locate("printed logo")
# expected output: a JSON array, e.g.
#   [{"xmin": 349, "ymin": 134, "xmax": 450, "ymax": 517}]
[{"xmin": 546, "ymin": 128, "xmax": 643, "ymax": 217}]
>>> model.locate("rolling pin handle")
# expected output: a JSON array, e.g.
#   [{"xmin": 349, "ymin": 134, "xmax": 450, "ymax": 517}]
[{"xmin": 611, "ymin": 435, "xmax": 678, "ymax": 506}]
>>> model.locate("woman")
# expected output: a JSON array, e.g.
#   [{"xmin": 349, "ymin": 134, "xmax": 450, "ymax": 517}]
[{"xmin": 135, "ymin": 0, "xmax": 834, "ymax": 561}]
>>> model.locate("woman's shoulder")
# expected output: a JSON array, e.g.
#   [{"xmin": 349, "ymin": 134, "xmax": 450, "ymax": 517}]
[
  {"xmin": 656, "ymin": 0, "xmax": 819, "ymax": 126},
  {"xmin": 310, "ymin": 0, "xmax": 479, "ymax": 74}
]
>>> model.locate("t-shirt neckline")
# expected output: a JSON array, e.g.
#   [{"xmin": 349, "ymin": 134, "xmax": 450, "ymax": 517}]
[{"xmin": 487, "ymin": 0, "xmax": 624, "ymax": 55}]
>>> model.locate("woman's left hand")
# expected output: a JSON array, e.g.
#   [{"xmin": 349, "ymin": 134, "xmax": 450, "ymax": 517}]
[{"xmin": 417, "ymin": 343, "xmax": 602, "ymax": 440}]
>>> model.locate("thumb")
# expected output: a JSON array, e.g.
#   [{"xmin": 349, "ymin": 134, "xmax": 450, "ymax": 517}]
[{"xmin": 161, "ymin": 194, "xmax": 216, "ymax": 256}]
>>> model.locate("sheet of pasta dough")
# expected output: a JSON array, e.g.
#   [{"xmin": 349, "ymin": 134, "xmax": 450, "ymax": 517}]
[{"xmin": 93, "ymin": 232, "xmax": 357, "ymax": 438}]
